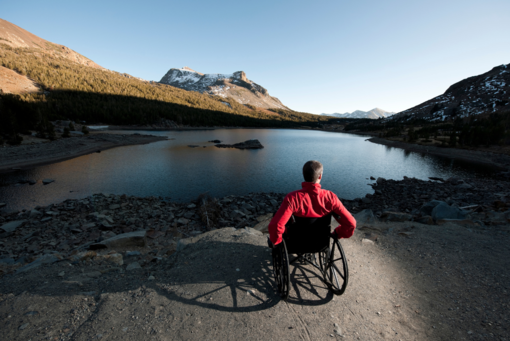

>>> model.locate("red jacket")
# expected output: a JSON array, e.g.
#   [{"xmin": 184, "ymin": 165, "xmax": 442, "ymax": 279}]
[{"xmin": 268, "ymin": 182, "xmax": 356, "ymax": 245}]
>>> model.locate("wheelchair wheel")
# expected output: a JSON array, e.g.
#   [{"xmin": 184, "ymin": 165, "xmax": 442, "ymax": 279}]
[
  {"xmin": 272, "ymin": 239, "xmax": 290, "ymax": 300},
  {"xmin": 321, "ymin": 238, "xmax": 349, "ymax": 295}
]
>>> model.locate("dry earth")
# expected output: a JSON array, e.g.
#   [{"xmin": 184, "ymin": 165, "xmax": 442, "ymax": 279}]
[
  {"xmin": 0, "ymin": 65, "xmax": 40, "ymax": 94},
  {"xmin": 0, "ymin": 133, "xmax": 167, "ymax": 173},
  {"xmin": 0, "ymin": 218, "xmax": 509, "ymax": 340}
]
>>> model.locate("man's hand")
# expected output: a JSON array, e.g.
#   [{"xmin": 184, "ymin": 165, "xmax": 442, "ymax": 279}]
[{"xmin": 330, "ymin": 231, "xmax": 339, "ymax": 240}]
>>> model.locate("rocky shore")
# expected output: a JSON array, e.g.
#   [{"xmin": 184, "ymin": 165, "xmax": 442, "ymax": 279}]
[
  {"xmin": 368, "ymin": 137, "xmax": 510, "ymax": 177},
  {"xmin": 0, "ymin": 133, "xmax": 167, "ymax": 173},
  {"xmin": 1, "ymin": 175, "xmax": 508, "ymax": 277}
]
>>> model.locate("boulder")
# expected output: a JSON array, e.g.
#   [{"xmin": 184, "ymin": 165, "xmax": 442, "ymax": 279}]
[
  {"xmin": 29, "ymin": 210, "xmax": 43, "ymax": 219},
  {"xmin": 456, "ymin": 183, "xmax": 473, "ymax": 189},
  {"xmin": 89, "ymin": 231, "xmax": 147, "ymax": 250},
  {"xmin": 253, "ymin": 214, "xmax": 272, "ymax": 233},
  {"xmin": 353, "ymin": 209, "xmax": 377, "ymax": 224},
  {"xmin": 431, "ymin": 203, "xmax": 469, "ymax": 221},
  {"xmin": 420, "ymin": 200, "xmax": 445, "ymax": 216},
  {"xmin": 16, "ymin": 253, "xmax": 61, "ymax": 273},
  {"xmin": 126, "ymin": 262, "xmax": 142, "ymax": 271},
  {"xmin": 176, "ymin": 218, "xmax": 189, "ymax": 225},
  {"xmin": 0, "ymin": 220, "xmax": 27, "ymax": 233},
  {"xmin": 376, "ymin": 177, "xmax": 386, "ymax": 185},
  {"xmin": 380, "ymin": 211, "xmax": 412, "ymax": 222}
]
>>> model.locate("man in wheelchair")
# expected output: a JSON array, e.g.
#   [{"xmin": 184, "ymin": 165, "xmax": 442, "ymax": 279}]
[{"xmin": 267, "ymin": 160, "xmax": 356, "ymax": 298}]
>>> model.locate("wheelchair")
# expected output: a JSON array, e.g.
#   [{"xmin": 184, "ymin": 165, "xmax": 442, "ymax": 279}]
[{"xmin": 270, "ymin": 213, "xmax": 349, "ymax": 300}]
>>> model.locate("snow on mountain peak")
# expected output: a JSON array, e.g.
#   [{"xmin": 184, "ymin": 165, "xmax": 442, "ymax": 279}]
[
  {"xmin": 159, "ymin": 67, "xmax": 289, "ymax": 110},
  {"xmin": 321, "ymin": 108, "xmax": 395, "ymax": 119}
]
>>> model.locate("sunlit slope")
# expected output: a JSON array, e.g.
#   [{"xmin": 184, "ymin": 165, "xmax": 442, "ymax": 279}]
[{"xmin": 0, "ymin": 43, "xmax": 331, "ymax": 130}]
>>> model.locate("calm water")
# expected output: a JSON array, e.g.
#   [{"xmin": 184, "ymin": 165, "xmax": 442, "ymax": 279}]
[{"xmin": 0, "ymin": 129, "xmax": 494, "ymax": 212}]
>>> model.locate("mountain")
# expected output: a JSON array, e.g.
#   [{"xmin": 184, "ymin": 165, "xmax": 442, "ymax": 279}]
[
  {"xmin": 391, "ymin": 63, "xmax": 510, "ymax": 122},
  {"xmin": 0, "ymin": 18, "xmax": 103, "ymax": 70},
  {"xmin": 322, "ymin": 108, "xmax": 395, "ymax": 119},
  {"xmin": 160, "ymin": 67, "xmax": 289, "ymax": 110}
]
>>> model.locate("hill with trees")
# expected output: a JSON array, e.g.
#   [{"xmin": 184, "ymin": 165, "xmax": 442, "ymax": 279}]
[{"xmin": 0, "ymin": 19, "xmax": 332, "ymax": 145}]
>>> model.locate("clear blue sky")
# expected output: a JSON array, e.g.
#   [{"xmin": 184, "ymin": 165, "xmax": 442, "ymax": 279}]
[{"xmin": 3, "ymin": 0, "xmax": 510, "ymax": 114}]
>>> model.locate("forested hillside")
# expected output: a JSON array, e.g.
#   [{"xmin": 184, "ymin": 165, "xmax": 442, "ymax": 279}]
[{"xmin": 0, "ymin": 43, "xmax": 331, "ymax": 143}]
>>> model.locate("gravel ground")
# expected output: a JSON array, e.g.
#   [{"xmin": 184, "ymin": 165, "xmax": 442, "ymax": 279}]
[{"xmin": 0, "ymin": 219, "xmax": 509, "ymax": 340}]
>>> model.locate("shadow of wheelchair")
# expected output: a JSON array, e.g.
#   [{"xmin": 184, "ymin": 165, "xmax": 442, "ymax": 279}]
[
  {"xmin": 149, "ymin": 239, "xmax": 334, "ymax": 312},
  {"xmin": 285, "ymin": 259, "xmax": 335, "ymax": 305}
]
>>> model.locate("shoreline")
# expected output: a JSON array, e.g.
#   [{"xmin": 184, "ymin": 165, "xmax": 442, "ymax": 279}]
[
  {"xmin": 367, "ymin": 137, "xmax": 510, "ymax": 171},
  {"xmin": 0, "ymin": 133, "xmax": 167, "ymax": 174}
]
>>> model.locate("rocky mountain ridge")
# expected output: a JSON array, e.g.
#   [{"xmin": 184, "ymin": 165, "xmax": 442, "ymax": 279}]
[
  {"xmin": 391, "ymin": 63, "xmax": 510, "ymax": 122},
  {"xmin": 323, "ymin": 108, "xmax": 395, "ymax": 119},
  {"xmin": 160, "ymin": 67, "xmax": 289, "ymax": 110}
]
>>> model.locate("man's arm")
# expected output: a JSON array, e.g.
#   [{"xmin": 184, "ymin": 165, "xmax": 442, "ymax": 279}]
[
  {"xmin": 331, "ymin": 194, "xmax": 356, "ymax": 238},
  {"xmin": 268, "ymin": 196, "xmax": 294, "ymax": 245}
]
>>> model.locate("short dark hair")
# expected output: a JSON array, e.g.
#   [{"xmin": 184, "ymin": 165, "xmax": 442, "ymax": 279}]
[{"xmin": 303, "ymin": 160, "xmax": 323, "ymax": 182}]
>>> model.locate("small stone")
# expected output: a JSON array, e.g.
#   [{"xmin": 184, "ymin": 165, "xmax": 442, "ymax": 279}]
[
  {"xmin": 177, "ymin": 218, "xmax": 189, "ymax": 225},
  {"xmin": 126, "ymin": 262, "xmax": 142, "ymax": 271},
  {"xmin": 236, "ymin": 268, "xmax": 240, "ymax": 271},
  {"xmin": 109, "ymin": 204, "xmax": 120, "ymax": 210},
  {"xmin": 362, "ymin": 238, "xmax": 375, "ymax": 245},
  {"xmin": 58, "ymin": 271, "xmax": 65, "ymax": 277},
  {"xmin": 0, "ymin": 203, "xmax": 5, "ymax": 208},
  {"xmin": 187, "ymin": 203, "xmax": 196, "ymax": 209},
  {"xmin": 19, "ymin": 323, "xmax": 29, "ymax": 330},
  {"xmin": 148, "ymin": 275, "xmax": 155, "ymax": 280},
  {"xmin": 40, "ymin": 217, "xmax": 52, "ymax": 223},
  {"xmin": 85, "ymin": 271, "xmax": 102, "ymax": 278},
  {"xmin": 42, "ymin": 179, "xmax": 55, "ymax": 185},
  {"xmin": 24, "ymin": 311, "xmax": 39, "ymax": 316}
]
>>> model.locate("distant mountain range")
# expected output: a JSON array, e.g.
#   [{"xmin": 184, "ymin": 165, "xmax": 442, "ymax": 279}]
[
  {"xmin": 322, "ymin": 108, "xmax": 395, "ymax": 119},
  {"xmin": 391, "ymin": 63, "xmax": 510, "ymax": 122},
  {"xmin": 159, "ymin": 67, "xmax": 289, "ymax": 110}
]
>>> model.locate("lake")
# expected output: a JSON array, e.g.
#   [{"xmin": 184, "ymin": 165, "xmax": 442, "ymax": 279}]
[{"xmin": 0, "ymin": 129, "xmax": 494, "ymax": 212}]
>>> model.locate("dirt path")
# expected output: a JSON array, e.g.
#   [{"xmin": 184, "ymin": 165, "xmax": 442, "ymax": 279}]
[
  {"xmin": 0, "ymin": 133, "xmax": 167, "ymax": 173},
  {"xmin": 1, "ymin": 221, "xmax": 508, "ymax": 340}
]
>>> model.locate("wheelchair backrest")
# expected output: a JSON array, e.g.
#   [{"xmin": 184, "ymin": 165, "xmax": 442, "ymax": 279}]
[{"xmin": 283, "ymin": 213, "xmax": 332, "ymax": 254}]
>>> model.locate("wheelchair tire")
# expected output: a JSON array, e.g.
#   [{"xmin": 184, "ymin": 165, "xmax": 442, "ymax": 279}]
[
  {"xmin": 272, "ymin": 239, "xmax": 290, "ymax": 300},
  {"xmin": 323, "ymin": 238, "xmax": 349, "ymax": 295}
]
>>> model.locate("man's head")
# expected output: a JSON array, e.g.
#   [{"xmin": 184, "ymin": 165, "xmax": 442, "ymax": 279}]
[{"xmin": 302, "ymin": 160, "xmax": 323, "ymax": 183}]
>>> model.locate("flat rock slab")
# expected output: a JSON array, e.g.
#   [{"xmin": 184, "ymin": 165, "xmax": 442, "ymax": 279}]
[
  {"xmin": 16, "ymin": 254, "xmax": 61, "ymax": 273},
  {"xmin": 215, "ymin": 139, "xmax": 264, "ymax": 149},
  {"xmin": 89, "ymin": 231, "xmax": 147, "ymax": 250},
  {"xmin": 0, "ymin": 220, "xmax": 26, "ymax": 233}
]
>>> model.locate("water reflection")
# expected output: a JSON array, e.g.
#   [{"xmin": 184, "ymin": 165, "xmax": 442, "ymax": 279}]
[{"xmin": 0, "ymin": 129, "xmax": 495, "ymax": 212}]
